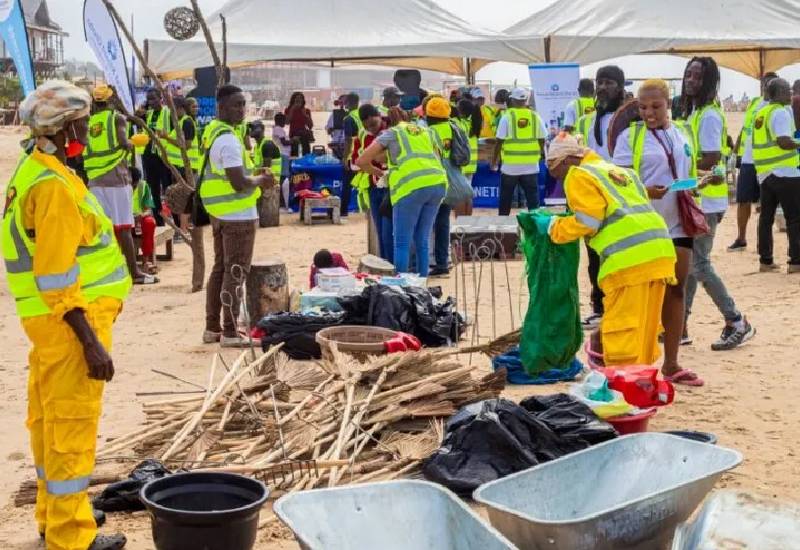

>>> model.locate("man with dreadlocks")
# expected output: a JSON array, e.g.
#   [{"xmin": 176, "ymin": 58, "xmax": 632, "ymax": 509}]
[
  {"xmin": 574, "ymin": 66, "xmax": 626, "ymax": 330},
  {"xmin": 681, "ymin": 56, "xmax": 755, "ymax": 352}
]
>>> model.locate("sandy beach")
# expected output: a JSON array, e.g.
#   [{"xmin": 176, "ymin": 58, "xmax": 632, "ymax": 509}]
[{"xmin": 2, "ymin": 112, "xmax": 799, "ymax": 549}]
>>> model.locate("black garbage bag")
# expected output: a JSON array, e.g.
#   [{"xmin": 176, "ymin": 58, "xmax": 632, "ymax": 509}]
[
  {"xmin": 93, "ymin": 460, "xmax": 171, "ymax": 512},
  {"xmin": 258, "ymin": 311, "xmax": 345, "ymax": 359},
  {"xmin": 520, "ymin": 393, "xmax": 618, "ymax": 446},
  {"xmin": 422, "ymin": 399, "xmax": 587, "ymax": 495}
]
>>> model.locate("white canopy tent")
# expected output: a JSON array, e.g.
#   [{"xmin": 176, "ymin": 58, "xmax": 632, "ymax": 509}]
[
  {"xmin": 145, "ymin": 0, "xmax": 541, "ymax": 79},
  {"xmin": 504, "ymin": 0, "xmax": 800, "ymax": 78}
]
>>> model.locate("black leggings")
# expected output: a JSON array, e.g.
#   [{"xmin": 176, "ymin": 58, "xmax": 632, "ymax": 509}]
[{"xmin": 290, "ymin": 136, "xmax": 311, "ymax": 157}]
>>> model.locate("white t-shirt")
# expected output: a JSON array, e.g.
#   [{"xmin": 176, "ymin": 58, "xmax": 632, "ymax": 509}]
[
  {"xmin": 613, "ymin": 125, "xmax": 692, "ymax": 239},
  {"xmin": 696, "ymin": 108, "xmax": 728, "ymax": 214},
  {"xmin": 741, "ymin": 99, "xmax": 767, "ymax": 165},
  {"xmin": 209, "ymin": 132, "xmax": 257, "ymax": 221},
  {"xmin": 584, "ymin": 112, "xmax": 613, "ymax": 161},
  {"xmin": 563, "ymin": 100, "xmax": 579, "ymax": 129},
  {"xmin": 759, "ymin": 106, "xmax": 800, "ymax": 183},
  {"xmin": 272, "ymin": 126, "xmax": 291, "ymax": 156},
  {"xmin": 496, "ymin": 112, "xmax": 547, "ymax": 176}
]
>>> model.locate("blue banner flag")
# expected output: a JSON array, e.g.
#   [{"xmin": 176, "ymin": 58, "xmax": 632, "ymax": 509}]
[{"xmin": 0, "ymin": 0, "xmax": 36, "ymax": 95}]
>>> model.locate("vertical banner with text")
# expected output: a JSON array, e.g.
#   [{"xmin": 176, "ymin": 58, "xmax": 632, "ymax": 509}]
[
  {"xmin": 529, "ymin": 63, "xmax": 580, "ymax": 137},
  {"xmin": 0, "ymin": 0, "xmax": 35, "ymax": 96},
  {"xmin": 83, "ymin": 0, "xmax": 133, "ymax": 112}
]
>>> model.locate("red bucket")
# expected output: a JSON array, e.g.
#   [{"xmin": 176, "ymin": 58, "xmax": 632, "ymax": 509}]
[{"xmin": 607, "ymin": 408, "xmax": 657, "ymax": 435}]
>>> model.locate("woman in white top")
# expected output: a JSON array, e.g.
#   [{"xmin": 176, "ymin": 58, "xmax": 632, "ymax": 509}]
[{"xmin": 613, "ymin": 79, "xmax": 703, "ymax": 386}]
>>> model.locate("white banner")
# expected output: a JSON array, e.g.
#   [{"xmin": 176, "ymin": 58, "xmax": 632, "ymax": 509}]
[
  {"xmin": 529, "ymin": 63, "xmax": 580, "ymax": 136},
  {"xmin": 83, "ymin": 0, "xmax": 133, "ymax": 112}
]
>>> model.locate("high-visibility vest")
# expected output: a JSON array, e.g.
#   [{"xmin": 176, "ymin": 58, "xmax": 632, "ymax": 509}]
[
  {"xmin": 143, "ymin": 106, "xmax": 170, "ymax": 155},
  {"xmin": 576, "ymin": 112, "xmax": 596, "ymax": 147},
  {"xmin": 378, "ymin": 105, "xmax": 389, "ymax": 116},
  {"xmin": 385, "ymin": 122, "xmax": 446, "ymax": 206},
  {"xmin": 689, "ymin": 103, "xmax": 730, "ymax": 203},
  {"xmin": 199, "ymin": 119, "xmax": 261, "ymax": 219},
  {"xmin": 566, "ymin": 159, "xmax": 675, "ymax": 283},
  {"xmin": 130, "ymin": 120, "xmax": 144, "ymax": 158},
  {"xmin": 165, "ymin": 115, "xmax": 201, "ymax": 171},
  {"xmin": 83, "ymin": 110, "xmax": 126, "ymax": 181},
  {"xmin": 2, "ymin": 154, "xmax": 131, "ymax": 318},
  {"xmin": 132, "ymin": 180, "xmax": 149, "ymax": 216},
  {"xmin": 346, "ymin": 110, "xmax": 366, "ymax": 162},
  {"xmin": 569, "ymin": 97, "xmax": 596, "ymax": 123},
  {"xmin": 738, "ymin": 96, "xmax": 763, "ymax": 157},
  {"xmin": 480, "ymin": 104, "xmax": 497, "ymax": 138},
  {"xmin": 752, "ymin": 103, "xmax": 800, "ymax": 177},
  {"xmin": 501, "ymin": 108, "xmax": 542, "ymax": 165},
  {"xmin": 456, "ymin": 118, "xmax": 478, "ymax": 176},
  {"xmin": 629, "ymin": 121, "xmax": 697, "ymax": 178},
  {"xmin": 252, "ymin": 139, "xmax": 283, "ymax": 181},
  {"xmin": 429, "ymin": 121, "xmax": 453, "ymax": 156}
]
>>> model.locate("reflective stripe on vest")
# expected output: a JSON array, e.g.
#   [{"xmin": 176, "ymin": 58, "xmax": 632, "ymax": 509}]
[
  {"xmin": 567, "ymin": 160, "xmax": 675, "ymax": 282},
  {"xmin": 385, "ymin": 123, "xmax": 446, "ymax": 205},
  {"xmin": 47, "ymin": 475, "xmax": 91, "ymax": 496},
  {"xmin": 198, "ymin": 120, "xmax": 261, "ymax": 218},
  {"xmin": 83, "ymin": 110, "xmax": 125, "ymax": 181},
  {"xmin": 1, "ymin": 155, "xmax": 131, "ymax": 318},
  {"xmin": 347, "ymin": 110, "xmax": 365, "ymax": 162},
  {"xmin": 738, "ymin": 96, "xmax": 763, "ymax": 156},
  {"xmin": 165, "ymin": 115, "xmax": 200, "ymax": 170},
  {"xmin": 501, "ymin": 108, "xmax": 541, "ymax": 165},
  {"xmin": 689, "ymin": 103, "xmax": 730, "ymax": 201},
  {"xmin": 576, "ymin": 112, "xmax": 596, "ymax": 146},
  {"xmin": 752, "ymin": 103, "xmax": 800, "ymax": 176},
  {"xmin": 628, "ymin": 121, "xmax": 697, "ymax": 180}
]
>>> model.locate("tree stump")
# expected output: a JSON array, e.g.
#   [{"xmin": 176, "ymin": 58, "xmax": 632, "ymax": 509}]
[
  {"xmin": 246, "ymin": 259, "xmax": 289, "ymax": 327},
  {"xmin": 258, "ymin": 186, "xmax": 280, "ymax": 228},
  {"xmin": 358, "ymin": 254, "xmax": 395, "ymax": 276}
]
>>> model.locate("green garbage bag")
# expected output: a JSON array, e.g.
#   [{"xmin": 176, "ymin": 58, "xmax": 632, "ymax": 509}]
[{"xmin": 517, "ymin": 210, "xmax": 583, "ymax": 375}]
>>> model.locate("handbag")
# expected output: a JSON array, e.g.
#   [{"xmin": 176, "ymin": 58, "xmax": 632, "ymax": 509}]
[{"xmin": 442, "ymin": 160, "xmax": 473, "ymax": 207}]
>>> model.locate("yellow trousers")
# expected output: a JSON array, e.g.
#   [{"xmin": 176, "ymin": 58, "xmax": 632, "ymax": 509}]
[
  {"xmin": 23, "ymin": 297, "xmax": 121, "ymax": 550},
  {"xmin": 601, "ymin": 280, "xmax": 666, "ymax": 367}
]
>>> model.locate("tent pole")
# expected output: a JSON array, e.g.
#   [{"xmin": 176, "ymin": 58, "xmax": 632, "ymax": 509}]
[
  {"xmin": 466, "ymin": 58, "xmax": 474, "ymax": 85},
  {"xmin": 759, "ymin": 48, "xmax": 765, "ymax": 79},
  {"xmin": 221, "ymin": 15, "xmax": 228, "ymax": 81},
  {"xmin": 544, "ymin": 36, "xmax": 551, "ymax": 63}
]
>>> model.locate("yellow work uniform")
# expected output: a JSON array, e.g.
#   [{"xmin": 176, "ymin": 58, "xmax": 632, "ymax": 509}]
[
  {"xmin": 4, "ymin": 150, "xmax": 128, "ymax": 549},
  {"xmin": 550, "ymin": 152, "xmax": 676, "ymax": 366}
]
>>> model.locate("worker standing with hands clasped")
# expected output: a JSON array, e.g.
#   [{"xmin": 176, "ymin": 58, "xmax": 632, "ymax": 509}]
[
  {"xmin": 2, "ymin": 81, "xmax": 131, "ymax": 549},
  {"xmin": 537, "ymin": 133, "xmax": 676, "ymax": 367}
]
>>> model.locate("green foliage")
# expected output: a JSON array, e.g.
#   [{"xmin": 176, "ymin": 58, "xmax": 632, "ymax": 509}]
[{"xmin": 0, "ymin": 75, "xmax": 25, "ymax": 107}]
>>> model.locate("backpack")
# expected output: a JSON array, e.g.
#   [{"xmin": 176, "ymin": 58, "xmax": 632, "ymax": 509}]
[{"xmin": 448, "ymin": 122, "xmax": 470, "ymax": 168}]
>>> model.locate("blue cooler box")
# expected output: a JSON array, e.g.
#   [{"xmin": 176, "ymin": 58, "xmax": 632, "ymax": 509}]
[
  {"xmin": 471, "ymin": 160, "xmax": 559, "ymax": 209},
  {"xmin": 290, "ymin": 155, "xmax": 358, "ymax": 212}
]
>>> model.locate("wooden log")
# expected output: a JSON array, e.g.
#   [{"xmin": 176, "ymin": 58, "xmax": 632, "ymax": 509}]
[
  {"xmin": 258, "ymin": 186, "xmax": 281, "ymax": 228},
  {"xmin": 246, "ymin": 259, "xmax": 289, "ymax": 328},
  {"xmin": 357, "ymin": 254, "xmax": 395, "ymax": 277},
  {"xmin": 366, "ymin": 208, "xmax": 380, "ymax": 256}
]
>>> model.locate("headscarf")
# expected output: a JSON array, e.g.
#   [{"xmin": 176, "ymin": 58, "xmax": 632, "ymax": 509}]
[
  {"xmin": 19, "ymin": 80, "xmax": 91, "ymax": 137},
  {"xmin": 546, "ymin": 132, "xmax": 589, "ymax": 170}
]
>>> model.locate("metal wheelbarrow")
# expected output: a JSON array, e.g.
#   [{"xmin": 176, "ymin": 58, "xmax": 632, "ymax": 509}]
[
  {"xmin": 672, "ymin": 490, "xmax": 800, "ymax": 549},
  {"xmin": 274, "ymin": 480, "xmax": 516, "ymax": 550},
  {"xmin": 474, "ymin": 433, "xmax": 742, "ymax": 550}
]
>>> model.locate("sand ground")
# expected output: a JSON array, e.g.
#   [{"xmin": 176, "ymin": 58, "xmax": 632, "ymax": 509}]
[{"xmin": 2, "ymin": 112, "xmax": 799, "ymax": 549}]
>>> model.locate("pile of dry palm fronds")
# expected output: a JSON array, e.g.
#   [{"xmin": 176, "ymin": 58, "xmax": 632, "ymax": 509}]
[{"xmin": 97, "ymin": 344, "xmax": 505, "ymax": 496}]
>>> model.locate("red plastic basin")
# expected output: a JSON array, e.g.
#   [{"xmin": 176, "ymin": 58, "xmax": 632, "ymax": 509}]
[{"xmin": 607, "ymin": 408, "xmax": 657, "ymax": 435}]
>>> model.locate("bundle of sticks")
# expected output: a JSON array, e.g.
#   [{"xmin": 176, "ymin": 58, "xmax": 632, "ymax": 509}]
[{"xmin": 97, "ymin": 344, "xmax": 505, "ymax": 495}]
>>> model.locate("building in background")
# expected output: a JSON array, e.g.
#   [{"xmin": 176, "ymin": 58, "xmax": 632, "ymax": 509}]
[{"xmin": 0, "ymin": 0, "xmax": 67, "ymax": 79}]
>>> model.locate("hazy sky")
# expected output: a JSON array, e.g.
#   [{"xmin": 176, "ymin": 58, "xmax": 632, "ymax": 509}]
[{"xmin": 49, "ymin": 0, "xmax": 800, "ymax": 97}]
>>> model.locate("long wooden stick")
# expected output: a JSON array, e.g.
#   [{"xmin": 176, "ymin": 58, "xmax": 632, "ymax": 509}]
[{"xmin": 190, "ymin": 0, "xmax": 225, "ymax": 87}]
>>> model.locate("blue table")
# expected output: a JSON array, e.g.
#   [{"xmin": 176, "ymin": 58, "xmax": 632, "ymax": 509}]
[{"xmin": 290, "ymin": 155, "xmax": 358, "ymax": 212}]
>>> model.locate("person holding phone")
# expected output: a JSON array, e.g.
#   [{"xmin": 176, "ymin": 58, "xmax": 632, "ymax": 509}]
[{"xmin": 612, "ymin": 79, "xmax": 702, "ymax": 386}]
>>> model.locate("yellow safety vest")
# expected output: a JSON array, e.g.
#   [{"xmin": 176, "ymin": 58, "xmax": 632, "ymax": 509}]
[
  {"xmin": 629, "ymin": 121, "xmax": 697, "ymax": 179},
  {"xmin": 83, "ymin": 110, "xmax": 126, "ymax": 181},
  {"xmin": 378, "ymin": 105, "xmax": 390, "ymax": 116},
  {"xmin": 566, "ymin": 159, "xmax": 675, "ymax": 283},
  {"xmin": 252, "ymin": 139, "xmax": 283, "ymax": 181},
  {"xmin": 570, "ymin": 97, "xmax": 596, "ymax": 122},
  {"xmin": 347, "ymin": 110, "xmax": 366, "ymax": 162},
  {"xmin": 752, "ymin": 103, "xmax": 800, "ymax": 177},
  {"xmin": 689, "ymin": 103, "xmax": 730, "ymax": 203},
  {"xmin": 501, "ymin": 108, "xmax": 542, "ymax": 166},
  {"xmin": 480, "ymin": 104, "xmax": 497, "ymax": 138},
  {"xmin": 576, "ymin": 112, "xmax": 596, "ymax": 147},
  {"xmin": 456, "ymin": 118, "xmax": 478, "ymax": 176},
  {"xmin": 385, "ymin": 122, "xmax": 446, "ymax": 205},
  {"xmin": 132, "ymin": 180, "xmax": 148, "ymax": 216},
  {"xmin": 199, "ymin": 119, "xmax": 261, "ymax": 219},
  {"xmin": 141, "ymin": 106, "xmax": 170, "ymax": 155},
  {"xmin": 738, "ymin": 96, "xmax": 763, "ymax": 157},
  {"xmin": 165, "ymin": 115, "xmax": 201, "ymax": 171},
  {"xmin": 2, "ymin": 154, "xmax": 131, "ymax": 318}
]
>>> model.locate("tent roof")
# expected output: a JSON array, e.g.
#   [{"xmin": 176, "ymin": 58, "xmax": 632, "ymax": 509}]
[
  {"xmin": 147, "ymin": 0, "xmax": 533, "ymax": 78},
  {"xmin": 504, "ymin": 0, "xmax": 800, "ymax": 78}
]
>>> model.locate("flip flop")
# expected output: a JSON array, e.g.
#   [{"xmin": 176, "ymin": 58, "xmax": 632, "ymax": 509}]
[
  {"xmin": 664, "ymin": 369, "xmax": 705, "ymax": 387},
  {"xmin": 134, "ymin": 274, "xmax": 160, "ymax": 285}
]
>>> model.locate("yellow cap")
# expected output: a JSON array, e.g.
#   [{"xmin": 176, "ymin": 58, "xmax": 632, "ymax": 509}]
[
  {"xmin": 425, "ymin": 97, "xmax": 451, "ymax": 118},
  {"xmin": 92, "ymin": 84, "xmax": 114, "ymax": 102},
  {"xmin": 130, "ymin": 133, "xmax": 150, "ymax": 147}
]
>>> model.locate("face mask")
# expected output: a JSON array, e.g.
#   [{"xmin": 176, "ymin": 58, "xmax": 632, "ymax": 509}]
[{"xmin": 37, "ymin": 137, "xmax": 57, "ymax": 155}]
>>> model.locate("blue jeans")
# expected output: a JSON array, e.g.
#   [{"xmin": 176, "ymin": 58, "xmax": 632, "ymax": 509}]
[
  {"xmin": 686, "ymin": 212, "xmax": 741, "ymax": 323},
  {"xmin": 369, "ymin": 187, "xmax": 394, "ymax": 263},
  {"xmin": 434, "ymin": 203, "xmax": 451, "ymax": 269},
  {"xmin": 393, "ymin": 185, "xmax": 445, "ymax": 275}
]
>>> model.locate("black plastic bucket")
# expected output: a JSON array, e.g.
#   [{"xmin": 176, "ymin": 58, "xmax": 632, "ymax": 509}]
[
  {"xmin": 664, "ymin": 430, "xmax": 718, "ymax": 445},
  {"xmin": 140, "ymin": 472, "xmax": 269, "ymax": 550}
]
